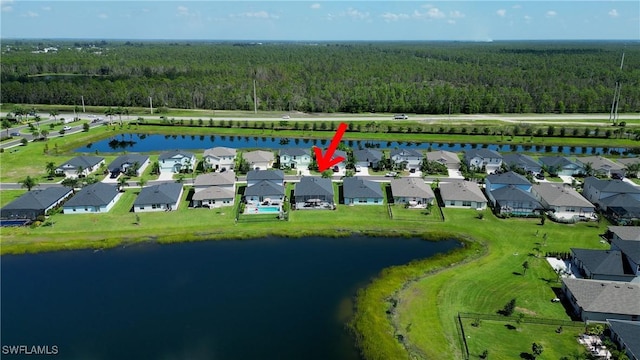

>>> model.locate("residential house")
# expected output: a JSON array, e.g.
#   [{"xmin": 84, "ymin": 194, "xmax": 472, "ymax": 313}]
[
  {"xmin": 608, "ymin": 226, "xmax": 640, "ymax": 278},
  {"xmin": 426, "ymin": 150, "xmax": 461, "ymax": 170},
  {"xmin": 600, "ymin": 194, "xmax": 640, "ymax": 225},
  {"xmin": 203, "ymin": 147, "xmax": 236, "ymax": 172},
  {"xmin": 532, "ymin": 183, "xmax": 596, "ymax": 221},
  {"xmin": 576, "ymin": 156, "xmax": 625, "ymax": 178},
  {"xmin": 107, "ymin": 154, "xmax": 150, "ymax": 177},
  {"xmin": 192, "ymin": 187, "xmax": 235, "ymax": 208},
  {"xmin": 158, "ymin": 151, "xmax": 197, "ymax": 174},
  {"xmin": 485, "ymin": 171, "xmax": 532, "ymax": 193},
  {"xmin": 390, "ymin": 149, "xmax": 423, "ymax": 170},
  {"xmin": 538, "ymin": 156, "xmax": 583, "ymax": 176},
  {"xmin": 294, "ymin": 176, "xmax": 335, "ymax": 209},
  {"xmin": 1, "ymin": 187, "xmax": 73, "ymax": 221},
  {"xmin": 63, "ymin": 183, "xmax": 121, "ymax": 214},
  {"xmin": 56, "ymin": 156, "xmax": 105, "ymax": 178},
  {"xmin": 607, "ymin": 319, "xmax": 640, "ymax": 360},
  {"xmin": 193, "ymin": 172, "xmax": 236, "ymax": 193},
  {"xmin": 243, "ymin": 150, "xmax": 275, "ymax": 170},
  {"xmin": 617, "ymin": 158, "xmax": 640, "ymax": 178},
  {"xmin": 582, "ymin": 177, "xmax": 640, "ymax": 208},
  {"xmin": 571, "ymin": 248, "xmax": 638, "ymax": 283},
  {"xmin": 333, "ymin": 150, "xmax": 348, "ymax": 171},
  {"xmin": 353, "ymin": 149, "xmax": 383, "ymax": 169},
  {"xmin": 439, "ymin": 180, "xmax": 487, "ymax": 210},
  {"xmin": 464, "ymin": 149, "xmax": 503, "ymax": 173},
  {"xmin": 502, "ymin": 153, "xmax": 542, "ymax": 174},
  {"xmin": 134, "ymin": 183, "xmax": 184, "ymax": 212},
  {"xmin": 390, "ymin": 178, "xmax": 434, "ymax": 206},
  {"xmin": 488, "ymin": 185, "xmax": 542, "ymax": 216},
  {"xmin": 561, "ymin": 278, "xmax": 640, "ymax": 322},
  {"xmin": 245, "ymin": 169, "xmax": 285, "ymax": 203},
  {"xmin": 279, "ymin": 148, "xmax": 311, "ymax": 170},
  {"xmin": 343, "ymin": 177, "xmax": 384, "ymax": 205}
]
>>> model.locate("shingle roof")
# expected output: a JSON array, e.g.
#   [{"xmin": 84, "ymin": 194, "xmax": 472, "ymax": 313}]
[
  {"xmin": 295, "ymin": 177, "xmax": 334, "ymax": 199},
  {"xmin": 203, "ymin": 147, "xmax": 237, "ymax": 158},
  {"xmin": 243, "ymin": 150, "xmax": 274, "ymax": 164},
  {"xmin": 134, "ymin": 183, "xmax": 183, "ymax": 205},
  {"xmin": 64, "ymin": 183, "xmax": 119, "ymax": 207},
  {"xmin": 607, "ymin": 320, "xmax": 640, "ymax": 360},
  {"xmin": 390, "ymin": 149, "xmax": 423, "ymax": 158},
  {"xmin": 57, "ymin": 156, "xmax": 104, "ymax": 170},
  {"xmin": 464, "ymin": 148, "xmax": 502, "ymax": 160},
  {"xmin": 353, "ymin": 149, "xmax": 383, "ymax": 163},
  {"xmin": 539, "ymin": 156, "xmax": 579, "ymax": 168},
  {"xmin": 192, "ymin": 186, "xmax": 236, "ymax": 201},
  {"xmin": 390, "ymin": 178, "xmax": 434, "ymax": 199},
  {"xmin": 1, "ymin": 187, "xmax": 72, "ymax": 212},
  {"xmin": 246, "ymin": 169, "xmax": 284, "ymax": 182},
  {"xmin": 279, "ymin": 148, "xmax": 310, "ymax": 157},
  {"xmin": 532, "ymin": 183, "xmax": 595, "ymax": 208},
  {"xmin": 609, "ymin": 227, "xmax": 640, "ymax": 263},
  {"xmin": 616, "ymin": 158, "xmax": 640, "ymax": 167},
  {"xmin": 570, "ymin": 248, "xmax": 634, "ymax": 277},
  {"xmin": 343, "ymin": 177, "xmax": 383, "ymax": 198},
  {"xmin": 107, "ymin": 154, "xmax": 149, "ymax": 172},
  {"xmin": 502, "ymin": 154, "xmax": 541, "ymax": 171},
  {"xmin": 584, "ymin": 177, "xmax": 640, "ymax": 194},
  {"xmin": 158, "ymin": 150, "xmax": 195, "ymax": 160},
  {"xmin": 576, "ymin": 156, "xmax": 624, "ymax": 172},
  {"xmin": 193, "ymin": 172, "xmax": 236, "ymax": 187},
  {"xmin": 563, "ymin": 278, "xmax": 640, "ymax": 316},
  {"xmin": 491, "ymin": 185, "xmax": 540, "ymax": 205},
  {"xmin": 608, "ymin": 226, "xmax": 640, "ymax": 241},
  {"xmin": 439, "ymin": 180, "xmax": 486, "ymax": 202},
  {"xmin": 426, "ymin": 150, "xmax": 460, "ymax": 165},
  {"xmin": 245, "ymin": 180, "xmax": 285, "ymax": 197},
  {"xmin": 486, "ymin": 171, "xmax": 531, "ymax": 186}
]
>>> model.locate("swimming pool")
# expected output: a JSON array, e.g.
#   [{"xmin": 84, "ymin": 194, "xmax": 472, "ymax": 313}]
[{"xmin": 246, "ymin": 206, "xmax": 281, "ymax": 214}]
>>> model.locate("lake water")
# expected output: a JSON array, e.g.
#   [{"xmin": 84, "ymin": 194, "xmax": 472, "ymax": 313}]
[
  {"xmin": 1, "ymin": 236, "xmax": 460, "ymax": 360},
  {"xmin": 76, "ymin": 133, "xmax": 627, "ymax": 155}
]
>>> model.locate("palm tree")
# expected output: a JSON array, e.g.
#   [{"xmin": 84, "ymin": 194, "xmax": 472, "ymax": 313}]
[
  {"xmin": 624, "ymin": 163, "xmax": 640, "ymax": 179},
  {"xmin": 20, "ymin": 175, "xmax": 38, "ymax": 191},
  {"xmin": 583, "ymin": 162, "xmax": 594, "ymax": 177},
  {"xmin": 76, "ymin": 165, "xmax": 85, "ymax": 178},
  {"xmin": 117, "ymin": 177, "xmax": 128, "ymax": 192},
  {"xmin": 136, "ymin": 177, "xmax": 147, "ymax": 190},
  {"xmin": 49, "ymin": 109, "xmax": 59, "ymax": 121},
  {"xmin": 40, "ymin": 129, "xmax": 49, "ymax": 140},
  {"xmin": 61, "ymin": 177, "xmax": 79, "ymax": 190},
  {"xmin": 45, "ymin": 162, "xmax": 56, "ymax": 178}
]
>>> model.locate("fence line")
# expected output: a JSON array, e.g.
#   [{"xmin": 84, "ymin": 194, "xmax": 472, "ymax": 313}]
[
  {"xmin": 458, "ymin": 312, "xmax": 584, "ymax": 327},
  {"xmin": 456, "ymin": 313, "xmax": 470, "ymax": 360}
]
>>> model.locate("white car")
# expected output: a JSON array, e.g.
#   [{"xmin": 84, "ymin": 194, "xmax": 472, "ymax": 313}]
[
  {"xmin": 355, "ymin": 165, "xmax": 362, "ymax": 172},
  {"xmin": 62, "ymin": 126, "xmax": 72, "ymax": 131},
  {"xmin": 385, "ymin": 172, "xmax": 397, "ymax": 177},
  {"xmin": 282, "ymin": 115, "xmax": 290, "ymax": 119},
  {"xmin": 393, "ymin": 114, "xmax": 409, "ymax": 120}
]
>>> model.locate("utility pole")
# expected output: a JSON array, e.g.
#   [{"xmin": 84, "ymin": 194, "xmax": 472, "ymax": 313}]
[
  {"xmin": 609, "ymin": 52, "xmax": 625, "ymax": 125},
  {"xmin": 253, "ymin": 80, "xmax": 258, "ymax": 114},
  {"xmin": 149, "ymin": 96, "xmax": 153, "ymax": 114},
  {"xmin": 81, "ymin": 95, "xmax": 86, "ymax": 113}
]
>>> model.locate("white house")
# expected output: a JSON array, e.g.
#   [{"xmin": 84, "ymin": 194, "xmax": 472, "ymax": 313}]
[
  {"xmin": 158, "ymin": 151, "xmax": 197, "ymax": 174},
  {"xmin": 426, "ymin": 150, "xmax": 461, "ymax": 170},
  {"xmin": 439, "ymin": 180, "xmax": 487, "ymax": 210},
  {"xmin": 63, "ymin": 183, "xmax": 121, "ymax": 214},
  {"xmin": 532, "ymin": 183, "xmax": 596, "ymax": 221},
  {"xmin": 134, "ymin": 183, "xmax": 184, "ymax": 212},
  {"xmin": 203, "ymin": 147, "xmax": 236, "ymax": 172},
  {"xmin": 390, "ymin": 178, "xmax": 434, "ymax": 206},
  {"xmin": 279, "ymin": 148, "xmax": 311, "ymax": 170},
  {"xmin": 390, "ymin": 149, "xmax": 423, "ymax": 170},
  {"xmin": 55, "ymin": 156, "xmax": 105, "ymax": 178},
  {"xmin": 193, "ymin": 172, "xmax": 236, "ymax": 193},
  {"xmin": 464, "ymin": 149, "xmax": 502, "ymax": 173},
  {"xmin": 343, "ymin": 177, "xmax": 384, "ymax": 205},
  {"xmin": 192, "ymin": 187, "xmax": 235, "ymax": 208},
  {"xmin": 243, "ymin": 150, "xmax": 275, "ymax": 170}
]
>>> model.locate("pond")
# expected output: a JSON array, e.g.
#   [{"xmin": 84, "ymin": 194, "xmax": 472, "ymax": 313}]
[
  {"xmin": 1, "ymin": 236, "xmax": 461, "ymax": 360},
  {"xmin": 75, "ymin": 133, "xmax": 629, "ymax": 155}
]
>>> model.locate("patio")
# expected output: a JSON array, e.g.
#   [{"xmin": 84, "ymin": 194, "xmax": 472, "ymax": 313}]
[{"xmin": 578, "ymin": 334, "xmax": 612, "ymax": 359}]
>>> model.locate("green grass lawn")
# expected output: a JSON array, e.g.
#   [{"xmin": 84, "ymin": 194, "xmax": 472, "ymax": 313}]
[{"xmin": 389, "ymin": 204, "xmax": 443, "ymax": 222}]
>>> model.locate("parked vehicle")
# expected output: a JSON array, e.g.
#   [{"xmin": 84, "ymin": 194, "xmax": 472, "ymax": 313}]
[{"xmin": 394, "ymin": 114, "xmax": 408, "ymax": 120}]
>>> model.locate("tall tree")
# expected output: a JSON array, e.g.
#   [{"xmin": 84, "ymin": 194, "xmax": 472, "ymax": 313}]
[{"xmin": 20, "ymin": 175, "xmax": 38, "ymax": 191}]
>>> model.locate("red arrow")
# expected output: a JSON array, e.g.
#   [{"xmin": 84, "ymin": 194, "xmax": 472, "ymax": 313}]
[{"xmin": 314, "ymin": 122, "xmax": 347, "ymax": 172}]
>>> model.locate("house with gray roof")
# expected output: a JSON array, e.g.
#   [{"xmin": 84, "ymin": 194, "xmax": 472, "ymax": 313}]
[
  {"xmin": 343, "ymin": 177, "xmax": 384, "ymax": 205},
  {"xmin": 390, "ymin": 149, "xmax": 423, "ymax": 170},
  {"xmin": 134, "ymin": 182, "xmax": 184, "ymax": 212},
  {"xmin": 426, "ymin": 150, "xmax": 460, "ymax": 170},
  {"xmin": 532, "ymin": 183, "xmax": 596, "ymax": 221},
  {"xmin": 332, "ymin": 150, "xmax": 348, "ymax": 171},
  {"xmin": 107, "ymin": 154, "xmax": 150, "ymax": 177},
  {"xmin": 1, "ymin": 187, "xmax": 73, "ymax": 221},
  {"xmin": 617, "ymin": 157, "xmax": 640, "ymax": 178},
  {"xmin": 600, "ymin": 194, "xmax": 640, "ymax": 225},
  {"xmin": 243, "ymin": 150, "xmax": 275, "ymax": 170},
  {"xmin": 158, "ymin": 150, "xmax": 196, "ymax": 174},
  {"xmin": 485, "ymin": 171, "xmax": 532, "ymax": 192},
  {"xmin": 192, "ymin": 187, "xmax": 235, "ymax": 208},
  {"xmin": 203, "ymin": 147, "xmax": 236, "ymax": 172},
  {"xmin": 390, "ymin": 178, "xmax": 434, "ymax": 206},
  {"xmin": 279, "ymin": 148, "xmax": 311, "ymax": 170},
  {"xmin": 607, "ymin": 319, "xmax": 640, "ymax": 360},
  {"xmin": 583, "ymin": 177, "xmax": 640, "ymax": 209},
  {"xmin": 56, "ymin": 156, "xmax": 105, "ymax": 178},
  {"xmin": 489, "ymin": 185, "xmax": 542, "ymax": 216},
  {"xmin": 193, "ymin": 172, "xmax": 236, "ymax": 193},
  {"xmin": 570, "ymin": 248, "xmax": 638, "ymax": 282},
  {"xmin": 439, "ymin": 180, "xmax": 487, "ymax": 210},
  {"xmin": 294, "ymin": 176, "xmax": 334, "ymax": 209},
  {"xmin": 502, "ymin": 153, "xmax": 542, "ymax": 174},
  {"xmin": 246, "ymin": 169, "xmax": 284, "ymax": 187},
  {"xmin": 464, "ymin": 149, "xmax": 502, "ymax": 173},
  {"xmin": 561, "ymin": 278, "xmax": 640, "ymax": 322},
  {"xmin": 576, "ymin": 156, "xmax": 625, "ymax": 178},
  {"xmin": 539, "ymin": 156, "xmax": 583, "ymax": 176},
  {"xmin": 608, "ymin": 226, "xmax": 640, "ymax": 278},
  {"xmin": 244, "ymin": 181, "xmax": 285, "ymax": 203},
  {"xmin": 63, "ymin": 183, "xmax": 121, "ymax": 214},
  {"xmin": 353, "ymin": 149, "xmax": 383, "ymax": 169}
]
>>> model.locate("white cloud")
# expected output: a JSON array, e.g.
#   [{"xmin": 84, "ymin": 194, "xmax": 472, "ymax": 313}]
[
  {"xmin": 310, "ymin": 3, "xmax": 320, "ymax": 10},
  {"xmin": 411, "ymin": 7, "xmax": 445, "ymax": 20},
  {"xmin": 608, "ymin": 9, "xmax": 619, "ymax": 17},
  {"xmin": 426, "ymin": 7, "xmax": 445, "ymax": 19},
  {"xmin": 381, "ymin": 12, "xmax": 410, "ymax": 22},
  {"xmin": 1, "ymin": 0, "xmax": 14, "ymax": 12},
  {"xmin": 98, "ymin": 13, "xmax": 108, "ymax": 19},
  {"xmin": 524, "ymin": 15, "xmax": 532, "ymax": 23},
  {"xmin": 345, "ymin": 8, "xmax": 369, "ymax": 20},
  {"xmin": 177, "ymin": 6, "xmax": 189, "ymax": 17},
  {"xmin": 496, "ymin": 9, "xmax": 507, "ymax": 17},
  {"xmin": 239, "ymin": 11, "xmax": 278, "ymax": 19},
  {"xmin": 449, "ymin": 10, "xmax": 465, "ymax": 19},
  {"xmin": 546, "ymin": 10, "xmax": 557, "ymax": 18}
]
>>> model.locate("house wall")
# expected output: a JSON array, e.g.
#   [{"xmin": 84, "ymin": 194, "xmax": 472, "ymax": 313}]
[
  {"xmin": 391, "ymin": 156, "xmax": 421, "ymax": 169},
  {"xmin": 280, "ymin": 155, "xmax": 311, "ymax": 169},
  {"xmin": 345, "ymin": 197, "xmax": 383, "ymax": 205},
  {"xmin": 249, "ymin": 161, "xmax": 273, "ymax": 171},
  {"xmin": 160, "ymin": 157, "xmax": 196, "ymax": 173},
  {"xmin": 194, "ymin": 198, "xmax": 234, "ymax": 208},
  {"xmin": 205, "ymin": 156, "xmax": 235, "ymax": 170},
  {"xmin": 245, "ymin": 194, "xmax": 284, "ymax": 203},
  {"xmin": 444, "ymin": 199, "xmax": 487, "ymax": 210},
  {"xmin": 135, "ymin": 189, "xmax": 183, "ymax": 212},
  {"xmin": 393, "ymin": 196, "xmax": 432, "ymax": 205},
  {"xmin": 295, "ymin": 194, "xmax": 332, "ymax": 203},
  {"xmin": 63, "ymin": 193, "xmax": 122, "ymax": 214},
  {"xmin": 496, "ymin": 200, "xmax": 538, "ymax": 215}
]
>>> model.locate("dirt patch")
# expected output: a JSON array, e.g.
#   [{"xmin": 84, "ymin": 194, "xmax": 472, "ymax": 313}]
[{"xmin": 515, "ymin": 307, "xmax": 537, "ymax": 316}]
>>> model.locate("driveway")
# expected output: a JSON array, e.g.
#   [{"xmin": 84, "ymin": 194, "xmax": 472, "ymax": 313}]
[
  {"xmin": 157, "ymin": 172, "xmax": 175, "ymax": 181},
  {"xmin": 447, "ymin": 169, "xmax": 464, "ymax": 179}
]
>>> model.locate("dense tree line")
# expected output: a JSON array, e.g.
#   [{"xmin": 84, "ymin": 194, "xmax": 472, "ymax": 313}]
[{"xmin": 1, "ymin": 40, "xmax": 639, "ymax": 114}]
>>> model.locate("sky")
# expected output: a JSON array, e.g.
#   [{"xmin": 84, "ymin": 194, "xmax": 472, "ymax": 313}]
[{"xmin": 1, "ymin": 1, "xmax": 639, "ymax": 41}]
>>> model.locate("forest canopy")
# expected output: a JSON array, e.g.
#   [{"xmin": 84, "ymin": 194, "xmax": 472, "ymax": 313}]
[{"xmin": 1, "ymin": 40, "xmax": 638, "ymax": 114}]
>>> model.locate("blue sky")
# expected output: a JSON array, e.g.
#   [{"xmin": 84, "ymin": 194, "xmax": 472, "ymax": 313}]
[{"xmin": 1, "ymin": 1, "xmax": 639, "ymax": 41}]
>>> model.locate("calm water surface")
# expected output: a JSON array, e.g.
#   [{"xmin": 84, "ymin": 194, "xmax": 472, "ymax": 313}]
[{"xmin": 1, "ymin": 236, "xmax": 460, "ymax": 360}]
